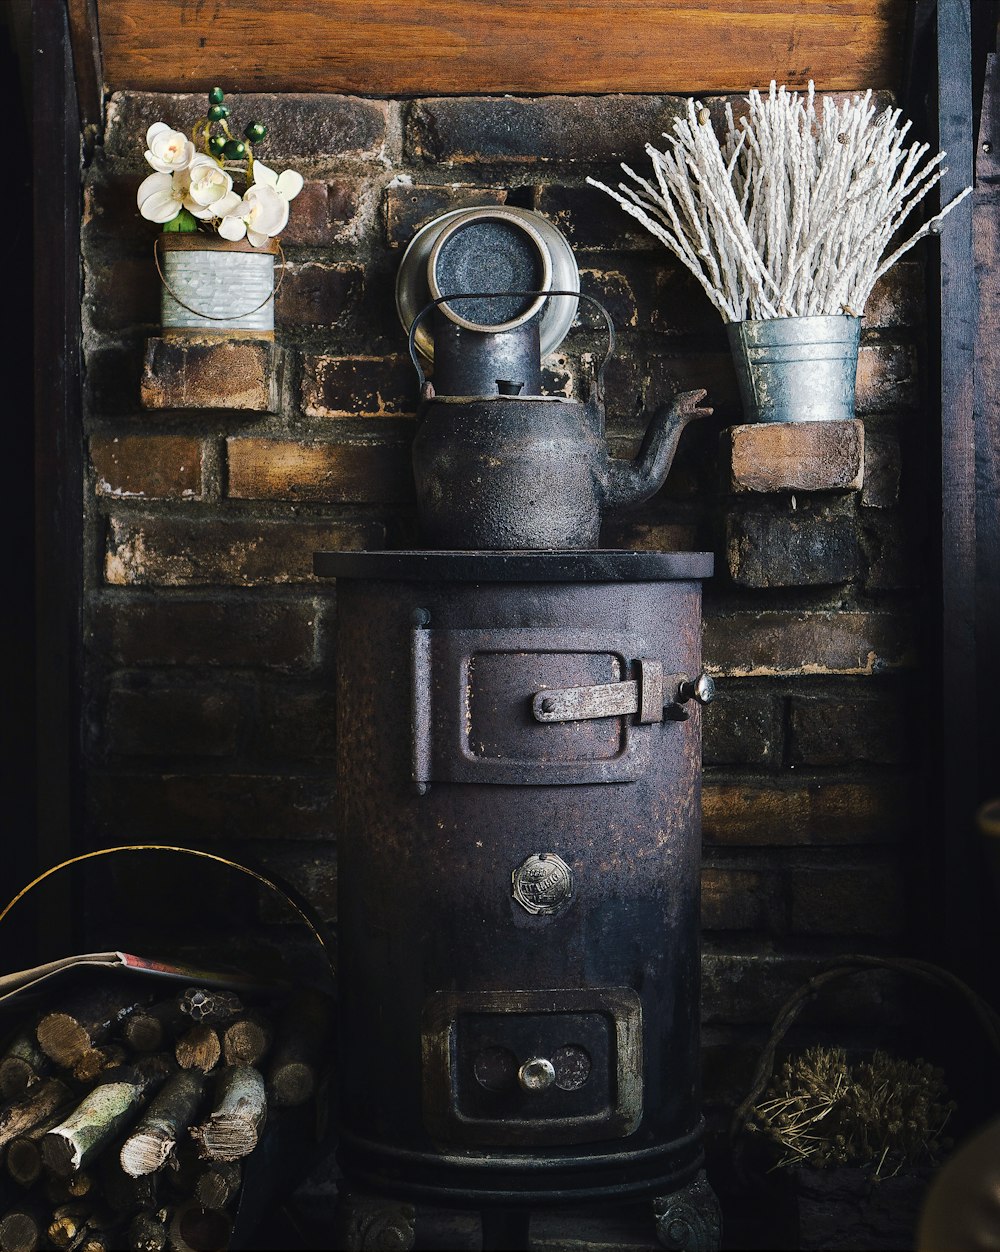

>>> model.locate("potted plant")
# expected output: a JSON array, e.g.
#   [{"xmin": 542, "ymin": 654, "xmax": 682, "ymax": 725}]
[
  {"xmin": 138, "ymin": 89, "xmax": 303, "ymax": 338},
  {"xmin": 748, "ymin": 1044, "xmax": 954, "ymax": 1250},
  {"xmin": 589, "ymin": 82, "xmax": 970, "ymax": 423}
]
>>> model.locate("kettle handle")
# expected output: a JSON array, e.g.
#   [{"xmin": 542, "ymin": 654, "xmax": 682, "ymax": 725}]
[{"xmin": 406, "ymin": 290, "xmax": 616, "ymax": 399}]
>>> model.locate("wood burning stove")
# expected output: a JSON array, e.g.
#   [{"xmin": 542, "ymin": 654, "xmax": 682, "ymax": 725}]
[
  {"xmin": 313, "ymin": 207, "xmax": 721, "ymax": 1250},
  {"xmin": 314, "ymin": 551, "xmax": 720, "ymax": 1250}
]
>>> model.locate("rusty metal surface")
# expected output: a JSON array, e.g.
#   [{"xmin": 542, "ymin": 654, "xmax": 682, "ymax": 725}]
[{"xmin": 326, "ymin": 557, "xmax": 708, "ymax": 1203}]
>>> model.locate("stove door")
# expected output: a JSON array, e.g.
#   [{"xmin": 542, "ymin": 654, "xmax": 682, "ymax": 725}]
[
  {"xmin": 421, "ymin": 987, "xmax": 642, "ymax": 1146},
  {"xmin": 412, "ymin": 626, "xmax": 655, "ymax": 786}
]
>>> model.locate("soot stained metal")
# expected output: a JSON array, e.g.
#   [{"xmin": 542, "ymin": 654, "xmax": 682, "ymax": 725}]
[
  {"xmin": 396, "ymin": 206, "xmax": 712, "ymax": 551},
  {"xmin": 316, "ymin": 207, "xmax": 721, "ymax": 1251}
]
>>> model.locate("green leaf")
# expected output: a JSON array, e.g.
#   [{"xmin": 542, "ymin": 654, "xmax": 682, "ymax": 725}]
[{"xmin": 163, "ymin": 208, "xmax": 199, "ymax": 233}]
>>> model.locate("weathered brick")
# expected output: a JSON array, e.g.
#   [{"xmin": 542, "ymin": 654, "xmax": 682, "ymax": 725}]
[
  {"xmin": 789, "ymin": 863, "xmax": 905, "ymax": 937},
  {"xmin": 83, "ymin": 170, "xmax": 150, "ymax": 246},
  {"xmin": 91, "ymin": 436, "xmax": 204, "ymax": 499},
  {"xmin": 701, "ymin": 866, "xmax": 782, "ymax": 932},
  {"xmin": 275, "ymin": 262, "xmax": 363, "ymax": 327},
  {"xmin": 578, "ymin": 263, "xmax": 642, "ymax": 331},
  {"xmin": 255, "ymin": 688, "xmax": 338, "ymax": 763},
  {"xmin": 384, "ymin": 182, "xmax": 508, "ymax": 248},
  {"xmin": 104, "ymin": 515, "xmax": 384, "ymax": 586},
  {"xmin": 406, "ymin": 95, "xmax": 687, "ymax": 166},
  {"xmin": 861, "ymin": 515, "xmax": 922, "ymax": 591},
  {"xmin": 702, "ymin": 688, "xmax": 783, "ymax": 767},
  {"xmin": 723, "ymin": 420, "xmax": 864, "ymax": 494},
  {"xmin": 598, "ymin": 519, "xmax": 699, "ymax": 552},
  {"xmin": 787, "ymin": 693, "xmax": 909, "ymax": 766},
  {"xmin": 703, "ymin": 782, "xmax": 809, "ymax": 846},
  {"xmin": 86, "ymin": 255, "xmax": 160, "ymax": 331},
  {"xmin": 862, "ymin": 262, "xmax": 924, "ymax": 330},
  {"xmin": 726, "ymin": 510, "xmax": 860, "ymax": 588},
  {"xmin": 604, "ymin": 349, "xmax": 739, "ymax": 430},
  {"xmin": 701, "ymin": 951, "xmax": 819, "ymax": 1026},
  {"xmin": 105, "ymin": 683, "xmax": 244, "ymax": 756},
  {"xmin": 300, "ymin": 355, "xmax": 415, "ymax": 418},
  {"xmin": 856, "ymin": 343, "xmax": 919, "ymax": 412},
  {"xmin": 255, "ymin": 848, "xmax": 337, "ymax": 928},
  {"xmin": 703, "ymin": 777, "xmax": 912, "ymax": 846},
  {"xmin": 704, "ymin": 610, "xmax": 918, "ymax": 676},
  {"xmin": 226, "ymin": 438, "xmax": 413, "ymax": 504},
  {"xmin": 701, "ymin": 949, "xmax": 901, "ymax": 1026},
  {"xmin": 860, "ymin": 428, "xmax": 901, "ymax": 508},
  {"xmin": 86, "ymin": 341, "xmax": 147, "ymax": 415},
  {"xmin": 280, "ymin": 179, "xmax": 365, "ymax": 246},
  {"xmin": 105, "ymin": 92, "xmax": 388, "ymax": 163},
  {"xmin": 532, "ymin": 184, "xmax": 658, "ymax": 252},
  {"xmin": 140, "ymin": 338, "xmax": 275, "ymax": 412},
  {"xmin": 86, "ymin": 772, "xmax": 336, "ymax": 841},
  {"xmin": 91, "ymin": 597, "xmax": 321, "ymax": 670}
]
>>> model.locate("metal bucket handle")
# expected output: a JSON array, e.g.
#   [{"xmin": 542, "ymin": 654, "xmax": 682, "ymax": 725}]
[
  {"xmin": 154, "ymin": 236, "xmax": 287, "ymax": 322},
  {"xmin": 406, "ymin": 290, "xmax": 616, "ymax": 401}
]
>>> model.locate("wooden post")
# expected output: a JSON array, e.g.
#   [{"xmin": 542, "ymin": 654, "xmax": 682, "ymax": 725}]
[{"xmin": 933, "ymin": 0, "xmax": 981, "ymax": 971}]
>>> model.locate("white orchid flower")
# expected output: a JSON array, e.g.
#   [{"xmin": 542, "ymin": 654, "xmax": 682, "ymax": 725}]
[
  {"xmin": 144, "ymin": 122, "xmax": 195, "ymax": 174},
  {"xmin": 218, "ymin": 183, "xmax": 288, "ymax": 247},
  {"xmin": 137, "ymin": 167, "xmax": 193, "ymax": 223},
  {"xmin": 184, "ymin": 154, "xmax": 241, "ymax": 221},
  {"xmin": 252, "ymin": 161, "xmax": 304, "ymax": 204}
]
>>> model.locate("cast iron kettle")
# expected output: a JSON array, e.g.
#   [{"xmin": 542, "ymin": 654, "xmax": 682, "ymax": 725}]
[{"xmin": 398, "ymin": 206, "xmax": 712, "ymax": 551}]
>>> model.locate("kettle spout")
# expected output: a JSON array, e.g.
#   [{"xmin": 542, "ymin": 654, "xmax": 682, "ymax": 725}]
[{"xmin": 605, "ymin": 388, "xmax": 712, "ymax": 510}]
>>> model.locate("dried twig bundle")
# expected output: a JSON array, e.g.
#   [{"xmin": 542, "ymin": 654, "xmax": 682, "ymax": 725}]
[
  {"xmin": 751, "ymin": 1045, "xmax": 955, "ymax": 1177},
  {"xmin": 589, "ymin": 81, "xmax": 971, "ymax": 322}
]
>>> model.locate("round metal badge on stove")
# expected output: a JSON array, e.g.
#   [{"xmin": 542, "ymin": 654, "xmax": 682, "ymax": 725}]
[{"xmin": 512, "ymin": 853, "xmax": 574, "ymax": 916}]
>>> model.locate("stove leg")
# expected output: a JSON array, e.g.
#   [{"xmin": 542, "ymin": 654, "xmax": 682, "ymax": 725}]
[
  {"xmin": 333, "ymin": 1189, "xmax": 416, "ymax": 1251},
  {"xmin": 652, "ymin": 1170, "xmax": 722, "ymax": 1252}
]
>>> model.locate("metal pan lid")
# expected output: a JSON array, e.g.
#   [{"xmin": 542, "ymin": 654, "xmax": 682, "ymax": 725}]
[{"xmin": 396, "ymin": 205, "xmax": 579, "ymax": 361}]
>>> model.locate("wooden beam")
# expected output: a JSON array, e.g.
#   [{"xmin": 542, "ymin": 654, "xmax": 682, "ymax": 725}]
[
  {"xmin": 33, "ymin": 0, "xmax": 84, "ymax": 957},
  {"xmin": 96, "ymin": 0, "xmax": 910, "ymax": 96},
  {"xmin": 936, "ymin": 0, "xmax": 979, "ymax": 968},
  {"xmin": 975, "ymin": 45, "xmax": 1000, "ymax": 809},
  {"xmin": 65, "ymin": 0, "xmax": 102, "ymax": 141}
]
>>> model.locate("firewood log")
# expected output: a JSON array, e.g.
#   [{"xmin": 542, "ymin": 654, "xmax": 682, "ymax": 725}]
[
  {"xmin": 0, "ymin": 1079, "xmax": 71, "ymax": 1149},
  {"xmin": 265, "ymin": 990, "xmax": 332, "ymax": 1108},
  {"xmin": 122, "ymin": 1005, "xmax": 184, "ymax": 1056},
  {"xmin": 35, "ymin": 988, "xmax": 147, "ymax": 1070},
  {"xmin": 5, "ymin": 1110, "xmax": 70, "ymax": 1187},
  {"xmin": 46, "ymin": 1202, "xmax": 91, "ymax": 1249},
  {"xmin": 0, "ymin": 1204, "xmax": 46, "ymax": 1252},
  {"xmin": 167, "ymin": 1202, "xmax": 232, "ymax": 1252},
  {"xmin": 221, "ymin": 1015, "xmax": 272, "ymax": 1069},
  {"xmin": 126, "ymin": 1210, "xmax": 169, "ymax": 1252},
  {"xmin": 189, "ymin": 1066, "xmax": 266, "ymax": 1162},
  {"xmin": 41, "ymin": 1059, "xmax": 172, "ymax": 1176},
  {"xmin": 192, "ymin": 1161, "xmax": 240, "ymax": 1211},
  {"xmin": 72, "ymin": 1045, "xmax": 127, "ymax": 1086},
  {"xmin": 119, "ymin": 1072, "xmax": 205, "ymax": 1178},
  {"xmin": 174, "ymin": 1026, "xmax": 220, "ymax": 1075},
  {"xmin": 0, "ymin": 1034, "xmax": 47, "ymax": 1101}
]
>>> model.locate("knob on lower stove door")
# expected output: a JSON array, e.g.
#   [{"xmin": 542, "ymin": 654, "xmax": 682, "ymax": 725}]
[{"xmin": 518, "ymin": 1057, "xmax": 556, "ymax": 1092}]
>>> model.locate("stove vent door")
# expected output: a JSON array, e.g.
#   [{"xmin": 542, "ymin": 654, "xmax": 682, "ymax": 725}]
[
  {"xmin": 421, "ymin": 987, "xmax": 643, "ymax": 1146},
  {"xmin": 412, "ymin": 626, "xmax": 661, "ymax": 786}
]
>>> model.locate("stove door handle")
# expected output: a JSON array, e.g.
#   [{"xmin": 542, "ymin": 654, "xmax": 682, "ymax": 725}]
[{"xmin": 532, "ymin": 659, "xmax": 667, "ymax": 725}]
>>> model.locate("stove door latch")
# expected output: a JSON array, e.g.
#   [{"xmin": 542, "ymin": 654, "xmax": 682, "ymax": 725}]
[{"xmin": 531, "ymin": 660, "xmax": 714, "ymax": 725}]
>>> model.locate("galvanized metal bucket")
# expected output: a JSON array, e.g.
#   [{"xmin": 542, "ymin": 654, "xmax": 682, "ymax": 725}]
[
  {"xmin": 726, "ymin": 314, "xmax": 861, "ymax": 423},
  {"xmin": 156, "ymin": 235, "xmax": 280, "ymax": 337}
]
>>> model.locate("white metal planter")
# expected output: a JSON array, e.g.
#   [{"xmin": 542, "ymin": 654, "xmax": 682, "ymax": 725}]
[
  {"xmin": 726, "ymin": 314, "xmax": 861, "ymax": 424},
  {"xmin": 156, "ymin": 235, "xmax": 280, "ymax": 337}
]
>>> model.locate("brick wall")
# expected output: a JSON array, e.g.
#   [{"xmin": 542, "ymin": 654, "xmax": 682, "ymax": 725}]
[{"xmin": 81, "ymin": 91, "xmax": 927, "ymax": 1119}]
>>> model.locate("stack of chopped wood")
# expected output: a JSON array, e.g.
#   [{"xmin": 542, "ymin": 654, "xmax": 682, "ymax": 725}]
[{"xmin": 0, "ymin": 984, "xmax": 331, "ymax": 1252}]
